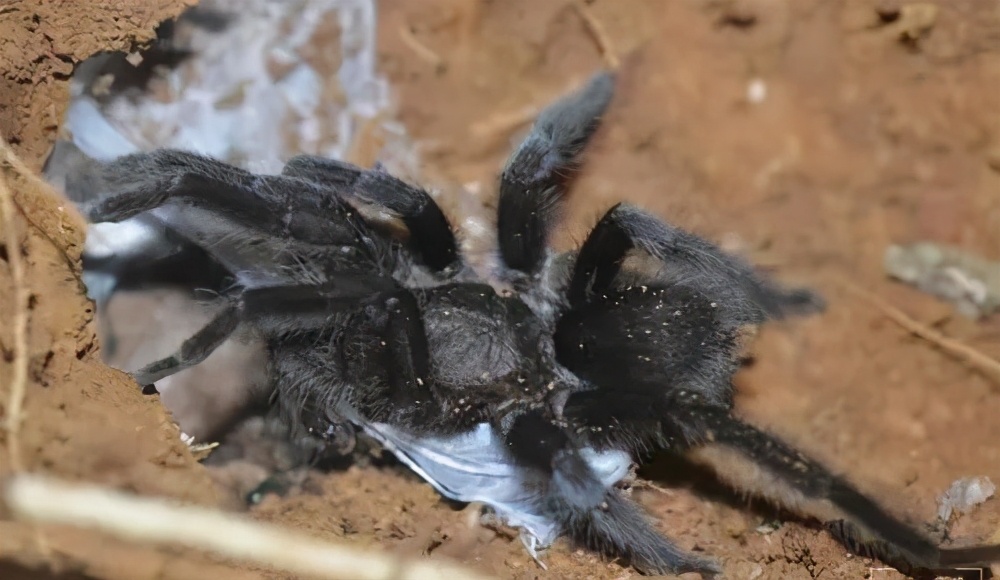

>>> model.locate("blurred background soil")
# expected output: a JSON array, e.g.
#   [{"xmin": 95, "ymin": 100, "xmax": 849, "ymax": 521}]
[{"xmin": 2, "ymin": 1, "xmax": 1000, "ymax": 579}]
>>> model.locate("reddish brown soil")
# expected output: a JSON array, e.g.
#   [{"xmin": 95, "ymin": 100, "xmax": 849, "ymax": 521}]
[
  {"xmin": 3, "ymin": 1, "xmax": 1000, "ymax": 579},
  {"xmin": 0, "ymin": 0, "xmax": 197, "ymax": 171}
]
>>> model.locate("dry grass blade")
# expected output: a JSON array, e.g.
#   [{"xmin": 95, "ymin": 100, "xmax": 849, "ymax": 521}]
[
  {"xmin": 0, "ymin": 152, "xmax": 29, "ymax": 473},
  {"xmin": 4, "ymin": 474, "xmax": 497, "ymax": 580},
  {"xmin": 572, "ymin": 1, "xmax": 620, "ymax": 69},
  {"xmin": 840, "ymin": 281, "xmax": 1000, "ymax": 386}
]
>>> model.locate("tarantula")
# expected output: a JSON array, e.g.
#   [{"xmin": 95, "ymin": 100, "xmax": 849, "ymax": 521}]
[{"xmin": 77, "ymin": 70, "xmax": 1000, "ymax": 576}]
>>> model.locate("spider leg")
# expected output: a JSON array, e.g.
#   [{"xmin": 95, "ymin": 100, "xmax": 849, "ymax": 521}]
[
  {"xmin": 84, "ymin": 149, "xmax": 366, "ymax": 248},
  {"xmin": 684, "ymin": 403, "xmax": 1000, "ymax": 571},
  {"xmin": 504, "ymin": 410, "xmax": 606, "ymax": 509},
  {"xmin": 282, "ymin": 156, "xmax": 459, "ymax": 272},
  {"xmin": 267, "ymin": 344, "xmax": 359, "ymax": 461},
  {"xmin": 557, "ymin": 488, "xmax": 721, "ymax": 577},
  {"xmin": 501, "ymin": 409, "xmax": 720, "ymax": 576},
  {"xmin": 568, "ymin": 203, "xmax": 824, "ymax": 321},
  {"xmin": 268, "ymin": 287, "xmax": 437, "ymax": 432},
  {"xmin": 497, "ymin": 70, "xmax": 615, "ymax": 276},
  {"xmin": 131, "ymin": 302, "xmax": 241, "ymax": 386}
]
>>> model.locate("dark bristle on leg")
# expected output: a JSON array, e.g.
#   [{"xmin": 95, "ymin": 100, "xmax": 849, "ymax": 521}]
[{"xmin": 497, "ymin": 71, "xmax": 615, "ymax": 275}]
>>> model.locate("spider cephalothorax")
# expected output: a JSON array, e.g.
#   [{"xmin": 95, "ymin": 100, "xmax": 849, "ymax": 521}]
[{"xmin": 79, "ymin": 71, "xmax": 1000, "ymax": 576}]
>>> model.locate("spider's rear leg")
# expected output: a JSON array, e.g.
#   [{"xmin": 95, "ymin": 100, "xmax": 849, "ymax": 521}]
[
  {"xmin": 130, "ymin": 276, "xmax": 398, "ymax": 386},
  {"xmin": 497, "ymin": 70, "xmax": 615, "ymax": 276},
  {"xmin": 568, "ymin": 202, "xmax": 824, "ymax": 321},
  {"xmin": 282, "ymin": 156, "xmax": 459, "ymax": 273},
  {"xmin": 558, "ymin": 488, "xmax": 722, "ymax": 577},
  {"xmin": 131, "ymin": 303, "xmax": 241, "ymax": 386},
  {"xmin": 84, "ymin": 150, "xmax": 366, "ymax": 249},
  {"xmin": 683, "ymin": 404, "xmax": 1000, "ymax": 571}
]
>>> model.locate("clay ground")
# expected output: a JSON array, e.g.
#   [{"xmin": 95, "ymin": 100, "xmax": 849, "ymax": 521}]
[{"xmin": 3, "ymin": 1, "xmax": 1000, "ymax": 579}]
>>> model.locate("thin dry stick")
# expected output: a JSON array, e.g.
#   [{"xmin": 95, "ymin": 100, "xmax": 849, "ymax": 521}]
[
  {"xmin": 5, "ymin": 474, "xmax": 496, "ymax": 580},
  {"xmin": 398, "ymin": 24, "xmax": 445, "ymax": 71},
  {"xmin": 840, "ymin": 281, "xmax": 1000, "ymax": 385},
  {"xmin": 0, "ymin": 168, "xmax": 29, "ymax": 473},
  {"xmin": 0, "ymin": 146, "xmax": 53, "ymax": 567},
  {"xmin": 0, "ymin": 139, "xmax": 85, "ymax": 285},
  {"xmin": 572, "ymin": 1, "xmax": 620, "ymax": 69},
  {"xmin": 469, "ymin": 104, "xmax": 540, "ymax": 140}
]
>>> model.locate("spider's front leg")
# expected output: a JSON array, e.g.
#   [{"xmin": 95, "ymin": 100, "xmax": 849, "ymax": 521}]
[
  {"xmin": 83, "ymin": 149, "xmax": 370, "ymax": 250},
  {"xmin": 496, "ymin": 70, "xmax": 615, "ymax": 277},
  {"xmin": 281, "ymin": 156, "xmax": 460, "ymax": 273},
  {"xmin": 501, "ymin": 409, "xmax": 722, "ymax": 577}
]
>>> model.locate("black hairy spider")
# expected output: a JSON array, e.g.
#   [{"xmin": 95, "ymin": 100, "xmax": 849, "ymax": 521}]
[{"xmin": 79, "ymin": 71, "xmax": 1000, "ymax": 576}]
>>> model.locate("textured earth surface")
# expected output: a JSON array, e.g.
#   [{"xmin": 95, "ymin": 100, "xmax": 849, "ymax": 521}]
[{"xmin": 2, "ymin": 1, "xmax": 1000, "ymax": 579}]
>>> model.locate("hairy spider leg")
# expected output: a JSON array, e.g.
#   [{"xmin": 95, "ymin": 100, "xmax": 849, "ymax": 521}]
[
  {"xmin": 497, "ymin": 70, "xmax": 616, "ymax": 276},
  {"xmin": 554, "ymin": 208, "xmax": 1000, "ymax": 573},
  {"xmin": 558, "ymin": 486, "xmax": 721, "ymax": 576},
  {"xmin": 686, "ymin": 406, "xmax": 1000, "ymax": 574},
  {"xmin": 85, "ymin": 149, "xmax": 374, "ymax": 249},
  {"xmin": 567, "ymin": 202, "xmax": 824, "ymax": 319},
  {"xmin": 502, "ymin": 410, "xmax": 721, "ymax": 575},
  {"xmin": 267, "ymin": 288, "xmax": 438, "ymax": 431},
  {"xmin": 130, "ymin": 277, "xmax": 400, "ymax": 386},
  {"xmin": 131, "ymin": 304, "xmax": 241, "ymax": 386},
  {"xmin": 282, "ymin": 156, "xmax": 459, "ymax": 272},
  {"xmin": 83, "ymin": 219, "xmax": 235, "ymax": 359},
  {"xmin": 84, "ymin": 149, "xmax": 407, "ymax": 288}
]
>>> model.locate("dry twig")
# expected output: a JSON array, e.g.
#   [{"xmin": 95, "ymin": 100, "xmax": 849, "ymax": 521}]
[
  {"xmin": 469, "ymin": 104, "xmax": 541, "ymax": 141},
  {"xmin": 0, "ymin": 136, "xmax": 55, "ymax": 566},
  {"xmin": 398, "ymin": 24, "xmax": 445, "ymax": 72},
  {"xmin": 0, "ymin": 160, "xmax": 29, "ymax": 472},
  {"xmin": 4, "ymin": 474, "xmax": 497, "ymax": 580},
  {"xmin": 840, "ymin": 281, "xmax": 1000, "ymax": 386},
  {"xmin": 0, "ymin": 139, "xmax": 86, "ymax": 284},
  {"xmin": 572, "ymin": 1, "xmax": 620, "ymax": 69}
]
